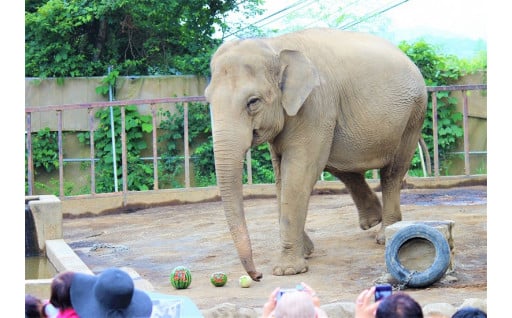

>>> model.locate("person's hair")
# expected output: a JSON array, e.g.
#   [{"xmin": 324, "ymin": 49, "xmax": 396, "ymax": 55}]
[
  {"xmin": 451, "ymin": 306, "xmax": 487, "ymax": 318},
  {"xmin": 49, "ymin": 271, "xmax": 74, "ymax": 309},
  {"xmin": 273, "ymin": 290, "xmax": 316, "ymax": 318},
  {"xmin": 376, "ymin": 292, "xmax": 423, "ymax": 318},
  {"xmin": 25, "ymin": 294, "xmax": 43, "ymax": 318}
]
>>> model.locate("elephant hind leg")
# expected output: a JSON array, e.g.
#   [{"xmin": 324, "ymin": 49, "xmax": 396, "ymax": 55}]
[
  {"xmin": 377, "ymin": 112, "xmax": 424, "ymax": 244},
  {"xmin": 335, "ymin": 172, "xmax": 382, "ymax": 230}
]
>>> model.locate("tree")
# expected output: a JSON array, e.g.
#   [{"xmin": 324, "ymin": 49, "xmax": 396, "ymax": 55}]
[{"xmin": 25, "ymin": 0, "xmax": 263, "ymax": 77}]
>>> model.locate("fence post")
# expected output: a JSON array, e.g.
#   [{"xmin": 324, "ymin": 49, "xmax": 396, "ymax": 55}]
[
  {"xmin": 57, "ymin": 111, "xmax": 64, "ymax": 197},
  {"xmin": 121, "ymin": 107, "xmax": 127, "ymax": 205},
  {"xmin": 26, "ymin": 113, "xmax": 34, "ymax": 196},
  {"xmin": 462, "ymin": 90, "xmax": 471, "ymax": 176},
  {"xmin": 151, "ymin": 104, "xmax": 159, "ymax": 190},
  {"xmin": 184, "ymin": 102, "xmax": 190, "ymax": 188},
  {"xmin": 88, "ymin": 108, "xmax": 96, "ymax": 194},
  {"xmin": 431, "ymin": 91, "xmax": 440, "ymax": 177}
]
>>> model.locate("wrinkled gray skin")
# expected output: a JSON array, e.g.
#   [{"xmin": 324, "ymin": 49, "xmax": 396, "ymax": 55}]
[{"xmin": 205, "ymin": 28, "xmax": 427, "ymax": 281}]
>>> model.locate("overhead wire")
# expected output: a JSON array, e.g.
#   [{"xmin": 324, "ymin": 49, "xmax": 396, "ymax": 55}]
[
  {"xmin": 339, "ymin": 0, "xmax": 410, "ymax": 30},
  {"xmin": 223, "ymin": 0, "xmax": 316, "ymax": 39},
  {"xmin": 224, "ymin": 0, "xmax": 411, "ymax": 39}
]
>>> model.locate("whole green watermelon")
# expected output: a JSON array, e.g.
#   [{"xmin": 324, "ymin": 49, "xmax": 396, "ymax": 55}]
[
  {"xmin": 170, "ymin": 266, "xmax": 192, "ymax": 289},
  {"xmin": 210, "ymin": 272, "xmax": 228, "ymax": 287}
]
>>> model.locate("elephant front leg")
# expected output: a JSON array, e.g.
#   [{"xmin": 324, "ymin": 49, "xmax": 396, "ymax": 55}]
[
  {"xmin": 303, "ymin": 230, "xmax": 314, "ymax": 258},
  {"xmin": 272, "ymin": 178, "xmax": 316, "ymax": 276}
]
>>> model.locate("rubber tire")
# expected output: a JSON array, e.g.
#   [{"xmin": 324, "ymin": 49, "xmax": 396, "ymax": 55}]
[{"xmin": 385, "ymin": 224, "xmax": 451, "ymax": 288}]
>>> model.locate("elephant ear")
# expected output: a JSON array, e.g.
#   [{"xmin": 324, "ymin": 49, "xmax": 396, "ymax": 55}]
[{"xmin": 278, "ymin": 49, "xmax": 320, "ymax": 116}]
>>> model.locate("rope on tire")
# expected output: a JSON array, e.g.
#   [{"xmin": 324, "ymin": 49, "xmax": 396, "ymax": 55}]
[{"xmin": 393, "ymin": 270, "xmax": 418, "ymax": 291}]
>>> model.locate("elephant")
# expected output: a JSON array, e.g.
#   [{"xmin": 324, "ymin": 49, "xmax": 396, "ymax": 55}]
[{"xmin": 204, "ymin": 28, "xmax": 427, "ymax": 282}]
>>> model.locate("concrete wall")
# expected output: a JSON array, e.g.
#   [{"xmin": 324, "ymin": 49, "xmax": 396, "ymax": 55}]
[
  {"xmin": 25, "ymin": 75, "xmax": 208, "ymax": 132},
  {"xmin": 449, "ymin": 72, "xmax": 487, "ymax": 174}
]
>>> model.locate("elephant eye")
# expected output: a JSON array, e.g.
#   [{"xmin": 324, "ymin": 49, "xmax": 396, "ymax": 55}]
[{"xmin": 246, "ymin": 97, "xmax": 260, "ymax": 109}]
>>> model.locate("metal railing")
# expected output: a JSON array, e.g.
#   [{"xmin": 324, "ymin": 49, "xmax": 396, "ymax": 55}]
[{"xmin": 25, "ymin": 84, "xmax": 487, "ymax": 198}]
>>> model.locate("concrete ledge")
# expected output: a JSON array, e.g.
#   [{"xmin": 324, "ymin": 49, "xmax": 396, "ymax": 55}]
[
  {"xmin": 26, "ymin": 239, "xmax": 154, "ymax": 299},
  {"xmin": 25, "ymin": 239, "xmax": 94, "ymax": 298},
  {"xmin": 60, "ymin": 175, "xmax": 486, "ymax": 217},
  {"xmin": 26, "ymin": 195, "xmax": 62, "ymax": 252},
  {"xmin": 45, "ymin": 239, "xmax": 94, "ymax": 274}
]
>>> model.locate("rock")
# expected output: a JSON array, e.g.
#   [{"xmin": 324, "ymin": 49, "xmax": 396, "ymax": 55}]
[
  {"xmin": 457, "ymin": 298, "xmax": 487, "ymax": 313},
  {"xmin": 320, "ymin": 302, "xmax": 355, "ymax": 318},
  {"xmin": 201, "ymin": 298, "xmax": 487, "ymax": 318},
  {"xmin": 422, "ymin": 302, "xmax": 457, "ymax": 317},
  {"xmin": 201, "ymin": 303, "xmax": 257, "ymax": 318}
]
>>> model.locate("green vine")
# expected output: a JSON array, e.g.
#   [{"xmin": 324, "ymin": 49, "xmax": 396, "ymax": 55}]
[
  {"xmin": 158, "ymin": 102, "xmax": 276, "ymax": 187},
  {"xmin": 27, "ymin": 127, "xmax": 60, "ymax": 173},
  {"xmin": 77, "ymin": 72, "xmax": 154, "ymax": 193},
  {"xmin": 399, "ymin": 39, "xmax": 471, "ymax": 175}
]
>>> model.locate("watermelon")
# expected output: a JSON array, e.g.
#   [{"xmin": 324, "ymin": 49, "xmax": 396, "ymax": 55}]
[
  {"xmin": 170, "ymin": 266, "xmax": 192, "ymax": 289},
  {"xmin": 210, "ymin": 272, "xmax": 228, "ymax": 287}
]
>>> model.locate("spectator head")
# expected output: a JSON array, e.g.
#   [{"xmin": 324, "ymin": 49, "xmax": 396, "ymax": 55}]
[
  {"xmin": 376, "ymin": 292, "xmax": 423, "ymax": 318},
  {"xmin": 49, "ymin": 271, "xmax": 74, "ymax": 309},
  {"xmin": 70, "ymin": 267, "xmax": 153, "ymax": 318},
  {"xmin": 273, "ymin": 290, "xmax": 316, "ymax": 318},
  {"xmin": 452, "ymin": 306, "xmax": 487, "ymax": 318},
  {"xmin": 25, "ymin": 294, "xmax": 43, "ymax": 318}
]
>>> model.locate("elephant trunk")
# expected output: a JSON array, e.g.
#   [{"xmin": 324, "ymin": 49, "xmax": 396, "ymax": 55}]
[{"xmin": 213, "ymin": 133, "xmax": 263, "ymax": 281}]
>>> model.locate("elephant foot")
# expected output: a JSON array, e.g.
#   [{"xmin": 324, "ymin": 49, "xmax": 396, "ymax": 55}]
[
  {"xmin": 272, "ymin": 256, "xmax": 308, "ymax": 276},
  {"xmin": 375, "ymin": 226, "xmax": 386, "ymax": 245},
  {"xmin": 303, "ymin": 232, "xmax": 314, "ymax": 258},
  {"xmin": 359, "ymin": 214, "xmax": 381, "ymax": 230}
]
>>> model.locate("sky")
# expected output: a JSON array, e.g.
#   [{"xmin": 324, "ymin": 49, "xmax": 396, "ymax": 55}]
[
  {"xmin": 259, "ymin": 0, "xmax": 487, "ymax": 40},
  {"xmin": 248, "ymin": 0, "xmax": 488, "ymax": 58},
  {"xmin": 373, "ymin": 0, "xmax": 486, "ymax": 40}
]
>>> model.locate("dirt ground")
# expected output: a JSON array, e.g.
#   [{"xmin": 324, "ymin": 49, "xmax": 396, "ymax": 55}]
[{"xmin": 62, "ymin": 185, "xmax": 487, "ymax": 312}]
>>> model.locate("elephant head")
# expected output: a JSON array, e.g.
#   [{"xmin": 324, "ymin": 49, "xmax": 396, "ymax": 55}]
[{"xmin": 204, "ymin": 39, "xmax": 320, "ymax": 281}]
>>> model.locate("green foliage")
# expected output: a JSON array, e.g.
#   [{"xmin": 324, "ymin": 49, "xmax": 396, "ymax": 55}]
[
  {"xmin": 77, "ymin": 104, "xmax": 153, "ymax": 193},
  {"xmin": 33, "ymin": 179, "xmax": 76, "ymax": 196},
  {"xmin": 399, "ymin": 39, "xmax": 482, "ymax": 175},
  {"xmin": 27, "ymin": 127, "xmax": 60, "ymax": 173},
  {"xmin": 158, "ymin": 102, "xmax": 276, "ymax": 187},
  {"xmin": 244, "ymin": 145, "xmax": 274, "ymax": 184},
  {"xmin": 158, "ymin": 102, "xmax": 215, "ymax": 187},
  {"xmin": 25, "ymin": 0, "xmax": 263, "ymax": 77}
]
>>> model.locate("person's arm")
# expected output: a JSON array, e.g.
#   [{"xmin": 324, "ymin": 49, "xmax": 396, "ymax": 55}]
[
  {"xmin": 355, "ymin": 287, "xmax": 380, "ymax": 318},
  {"xmin": 262, "ymin": 287, "xmax": 280, "ymax": 318}
]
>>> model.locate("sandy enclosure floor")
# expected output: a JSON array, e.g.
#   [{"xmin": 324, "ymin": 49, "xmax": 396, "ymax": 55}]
[{"xmin": 63, "ymin": 186, "xmax": 487, "ymax": 311}]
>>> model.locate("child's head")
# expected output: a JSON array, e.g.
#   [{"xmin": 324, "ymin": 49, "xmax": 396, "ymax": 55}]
[
  {"xmin": 25, "ymin": 294, "xmax": 43, "ymax": 318},
  {"xmin": 50, "ymin": 271, "xmax": 75, "ymax": 309},
  {"xmin": 273, "ymin": 290, "xmax": 316, "ymax": 318}
]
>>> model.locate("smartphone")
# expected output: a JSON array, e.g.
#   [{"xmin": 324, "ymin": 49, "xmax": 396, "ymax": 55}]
[
  {"xmin": 276, "ymin": 288, "xmax": 297, "ymax": 301},
  {"xmin": 374, "ymin": 284, "xmax": 393, "ymax": 302}
]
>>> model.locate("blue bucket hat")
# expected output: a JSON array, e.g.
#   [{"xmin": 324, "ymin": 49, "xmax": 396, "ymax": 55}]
[{"xmin": 70, "ymin": 268, "xmax": 153, "ymax": 318}]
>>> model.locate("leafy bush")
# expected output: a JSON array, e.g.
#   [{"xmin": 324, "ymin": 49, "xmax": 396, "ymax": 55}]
[
  {"xmin": 27, "ymin": 127, "xmax": 59, "ymax": 173},
  {"xmin": 399, "ymin": 39, "xmax": 477, "ymax": 175},
  {"xmin": 77, "ymin": 105, "xmax": 153, "ymax": 193}
]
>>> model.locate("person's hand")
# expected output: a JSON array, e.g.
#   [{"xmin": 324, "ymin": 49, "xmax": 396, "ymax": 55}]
[
  {"xmin": 355, "ymin": 286, "xmax": 380, "ymax": 318},
  {"xmin": 262, "ymin": 287, "xmax": 280, "ymax": 318},
  {"xmin": 299, "ymin": 282, "xmax": 320, "ymax": 307}
]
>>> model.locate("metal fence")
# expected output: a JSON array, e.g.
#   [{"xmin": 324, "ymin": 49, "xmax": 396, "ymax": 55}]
[{"xmin": 25, "ymin": 84, "xmax": 487, "ymax": 198}]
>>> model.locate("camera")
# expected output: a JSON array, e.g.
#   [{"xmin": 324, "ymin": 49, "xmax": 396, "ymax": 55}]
[
  {"xmin": 374, "ymin": 284, "xmax": 392, "ymax": 302},
  {"xmin": 276, "ymin": 288, "xmax": 298, "ymax": 301}
]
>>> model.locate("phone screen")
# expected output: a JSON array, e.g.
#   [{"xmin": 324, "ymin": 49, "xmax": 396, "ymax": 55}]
[{"xmin": 374, "ymin": 284, "xmax": 392, "ymax": 301}]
